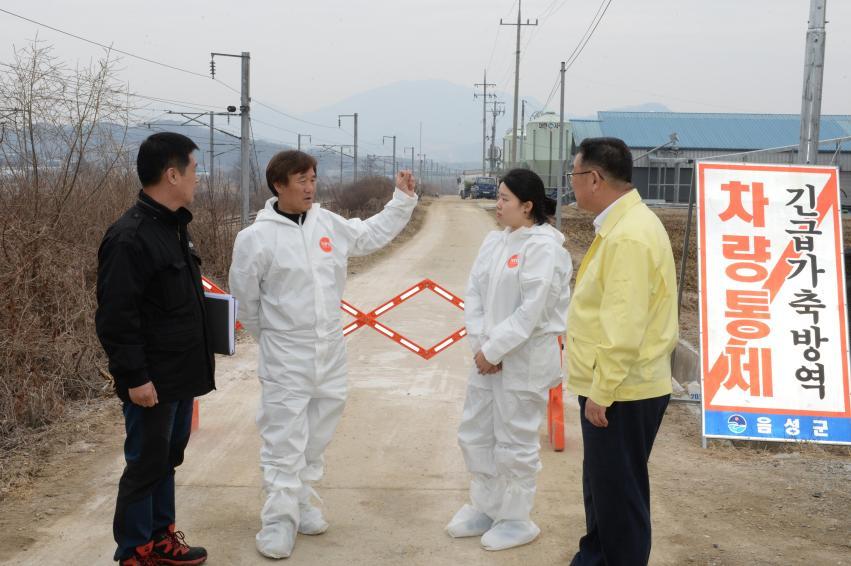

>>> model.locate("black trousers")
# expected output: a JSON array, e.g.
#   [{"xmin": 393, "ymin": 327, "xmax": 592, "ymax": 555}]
[
  {"xmin": 570, "ymin": 394, "xmax": 670, "ymax": 566},
  {"xmin": 113, "ymin": 399, "xmax": 193, "ymax": 560}
]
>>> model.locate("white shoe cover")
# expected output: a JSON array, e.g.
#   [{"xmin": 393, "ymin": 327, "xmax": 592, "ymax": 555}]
[
  {"xmin": 480, "ymin": 520, "xmax": 540, "ymax": 551},
  {"xmin": 446, "ymin": 504, "xmax": 494, "ymax": 538},
  {"xmin": 256, "ymin": 519, "xmax": 296, "ymax": 559},
  {"xmin": 298, "ymin": 502, "xmax": 329, "ymax": 535}
]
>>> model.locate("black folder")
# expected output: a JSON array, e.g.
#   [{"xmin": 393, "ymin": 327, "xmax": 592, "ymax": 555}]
[{"xmin": 204, "ymin": 292, "xmax": 237, "ymax": 355}]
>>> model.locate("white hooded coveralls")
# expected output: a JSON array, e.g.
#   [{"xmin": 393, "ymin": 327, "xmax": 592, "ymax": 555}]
[
  {"xmin": 459, "ymin": 223, "xmax": 572, "ymax": 523},
  {"xmin": 228, "ymin": 189, "xmax": 417, "ymax": 554}
]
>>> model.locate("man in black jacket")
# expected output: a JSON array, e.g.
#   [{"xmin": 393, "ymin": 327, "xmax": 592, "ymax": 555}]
[{"xmin": 96, "ymin": 132, "xmax": 215, "ymax": 565}]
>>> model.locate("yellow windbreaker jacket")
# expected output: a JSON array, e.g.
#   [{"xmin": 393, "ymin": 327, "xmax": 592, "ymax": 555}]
[{"xmin": 566, "ymin": 189, "xmax": 678, "ymax": 406}]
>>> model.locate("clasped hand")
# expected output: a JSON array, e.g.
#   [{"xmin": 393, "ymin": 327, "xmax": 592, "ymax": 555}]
[{"xmin": 474, "ymin": 351, "xmax": 501, "ymax": 375}]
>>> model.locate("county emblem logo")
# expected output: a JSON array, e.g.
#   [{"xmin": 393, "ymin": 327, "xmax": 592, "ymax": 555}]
[{"xmin": 727, "ymin": 414, "xmax": 747, "ymax": 434}]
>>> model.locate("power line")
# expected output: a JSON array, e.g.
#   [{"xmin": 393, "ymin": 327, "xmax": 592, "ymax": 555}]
[
  {"xmin": 249, "ymin": 117, "xmax": 263, "ymax": 193},
  {"xmin": 0, "ymin": 7, "xmax": 233, "ymax": 85},
  {"xmin": 0, "ymin": 12, "xmax": 375, "ymax": 150},
  {"xmin": 503, "ymin": 0, "xmax": 520, "ymax": 19},
  {"xmin": 127, "ymin": 92, "xmax": 223, "ymax": 111},
  {"xmin": 484, "ymin": 0, "xmax": 520, "ymax": 75},
  {"xmin": 251, "ymin": 99, "xmax": 338, "ymax": 130},
  {"xmin": 563, "ymin": 0, "xmax": 613, "ymax": 72},
  {"xmin": 538, "ymin": 0, "xmax": 611, "ymax": 110},
  {"xmin": 546, "ymin": 0, "xmax": 572, "ymax": 21},
  {"xmin": 519, "ymin": 0, "xmax": 570, "ymax": 63},
  {"xmin": 0, "ymin": 60, "xmax": 349, "ymax": 146},
  {"xmin": 250, "ymin": 116, "xmax": 352, "ymax": 148},
  {"xmin": 0, "ymin": 61, "xmax": 235, "ymax": 114},
  {"xmin": 542, "ymin": 73, "xmax": 561, "ymax": 110},
  {"xmin": 212, "ymin": 78, "xmax": 241, "ymax": 96},
  {"xmin": 484, "ymin": 27, "xmax": 503, "ymax": 73}
]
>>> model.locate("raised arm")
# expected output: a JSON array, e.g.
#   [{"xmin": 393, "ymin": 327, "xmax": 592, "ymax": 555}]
[{"xmin": 344, "ymin": 170, "xmax": 419, "ymax": 257}]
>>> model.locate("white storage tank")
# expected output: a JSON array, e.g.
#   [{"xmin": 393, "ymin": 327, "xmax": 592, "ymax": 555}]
[{"xmin": 521, "ymin": 111, "xmax": 572, "ymax": 187}]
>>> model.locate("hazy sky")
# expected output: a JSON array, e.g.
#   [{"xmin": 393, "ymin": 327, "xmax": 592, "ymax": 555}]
[{"xmin": 2, "ymin": 0, "xmax": 849, "ymax": 152}]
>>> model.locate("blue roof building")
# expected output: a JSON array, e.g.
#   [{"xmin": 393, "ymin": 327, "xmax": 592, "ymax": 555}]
[{"xmin": 567, "ymin": 111, "xmax": 851, "ymax": 203}]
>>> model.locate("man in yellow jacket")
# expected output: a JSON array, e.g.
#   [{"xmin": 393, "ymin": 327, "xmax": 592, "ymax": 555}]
[{"xmin": 566, "ymin": 137, "xmax": 678, "ymax": 566}]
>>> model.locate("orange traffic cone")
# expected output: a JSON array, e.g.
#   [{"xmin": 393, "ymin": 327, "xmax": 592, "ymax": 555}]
[{"xmin": 191, "ymin": 399, "xmax": 200, "ymax": 432}]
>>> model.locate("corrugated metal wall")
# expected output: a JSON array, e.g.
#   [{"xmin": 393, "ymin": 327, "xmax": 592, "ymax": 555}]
[{"xmin": 630, "ymin": 148, "xmax": 851, "ymax": 206}]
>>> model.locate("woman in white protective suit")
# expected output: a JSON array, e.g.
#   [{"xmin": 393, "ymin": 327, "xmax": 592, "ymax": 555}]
[
  {"xmin": 446, "ymin": 168, "xmax": 572, "ymax": 551},
  {"xmin": 228, "ymin": 150, "xmax": 417, "ymax": 559}
]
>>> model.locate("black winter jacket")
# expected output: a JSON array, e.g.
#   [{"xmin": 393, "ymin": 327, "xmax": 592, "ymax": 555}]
[{"xmin": 95, "ymin": 191, "xmax": 216, "ymax": 403}]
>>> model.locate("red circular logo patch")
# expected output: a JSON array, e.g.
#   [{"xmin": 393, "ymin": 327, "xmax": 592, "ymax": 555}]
[
  {"xmin": 319, "ymin": 237, "xmax": 333, "ymax": 253},
  {"xmin": 507, "ymin": 254, "xmax": 520, "ymax": 268}
]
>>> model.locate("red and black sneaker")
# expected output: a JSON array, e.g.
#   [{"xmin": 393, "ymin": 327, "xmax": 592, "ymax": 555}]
[
  {"xmin": 151, "ymin": 524, "xmax": 207, "ymax": 565},
  {"xmin": 119, "ymin": 541, "xmax": 160, "ymax": 566}
]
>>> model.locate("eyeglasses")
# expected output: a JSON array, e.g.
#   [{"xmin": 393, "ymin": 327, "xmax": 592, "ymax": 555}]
[{"xmin": 566, "ymin": 169, "xmax": 605, "ymax": 182}]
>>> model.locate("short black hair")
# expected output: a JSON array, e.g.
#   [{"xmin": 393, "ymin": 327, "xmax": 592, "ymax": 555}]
[
  {"xmin": 266, "ymin": 150, "xmax": 318, "ymax": 196},
  {"xmin": 136, "ymin": 132, "xmax": 199, "ymax": 187},
  {"xmin": 500, "ymin": 168, "xmax": 555, "ymax": 225},
  {"xmin": 577, "ymin": 137, "xmax": 632, "ymax": 183}
]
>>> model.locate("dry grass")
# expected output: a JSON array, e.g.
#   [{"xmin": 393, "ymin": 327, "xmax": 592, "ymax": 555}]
[
  {"xmin": 0, "ymin": 37, "xmax": 440, "ymax": 500},
  {"xmin": 0, "ymin": 171, "xmax": 243, "ymax": 490},
  {"xmin": 0, "ymin": 170, "xmax": 429, "ymax": 494}
]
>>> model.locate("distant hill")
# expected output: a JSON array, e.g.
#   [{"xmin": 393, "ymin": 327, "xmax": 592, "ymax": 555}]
[
  {"xmin": 0, "ymin": 91, "xmax": 671, "ymax": 176},
  {"xmin": 253, "ymin": 79, "xmax": 543, "ymax": 164}
]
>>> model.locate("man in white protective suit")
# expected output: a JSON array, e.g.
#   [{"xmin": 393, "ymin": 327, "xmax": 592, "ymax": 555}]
[{"xmin": 228, "ymin": 150, "xmax": 418, "ymax": 559}]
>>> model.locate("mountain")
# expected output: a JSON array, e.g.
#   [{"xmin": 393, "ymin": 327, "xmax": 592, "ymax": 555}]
[
  {"xmin": 251, "ymin": 79, "xmax": 543, "ymax": 164},
  {"xmin": 1, "ymin": 87, "xmax": 672, "ymax": 177}
]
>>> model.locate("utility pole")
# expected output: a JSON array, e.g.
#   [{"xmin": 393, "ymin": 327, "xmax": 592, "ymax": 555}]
[
  {"xmin": 210, "ymin": 51, "xmax": 251, "ymax": 227},
  {"xmin": 798, "ymin": 0, "xmax": 827, "ymax": 164},
  {"xmin": 318, "ymin": 144, "xmax": 352, "ymax": 183},
  {"xmin": 520, "ymin": 99, "xmax": 527, "ymax": 164},
  {"xmin": 419, "ymin": 123, "xmax": 424, "ymax": 186},
  {"xmin": 240, "ymin": 53, "xmax": 250, "ymax": 226},
  {"xmin": 556, "ymin": 61, "xmax": 566, "ymax": 230},
  {"xmin": 383, "ymin": 135, "xmax": 397, "ymax": 178},
  {"xmin": 474, "ymin": 70, "xmax": 496, "ymax": 175},
  {"xmin": 418, "ymin": 153, "xmax": 426, "ymax": 187},
  {"xmin": 501, "ymin": 0, "xmax": 537, "ymax": 167},
  {"xmin": 338, "ymin": 113, "xmax": 358, "ymax": 181},
  {"xmin": 488, "ymin": 100, "xmax": 505, "ymax": 175},
  {"xmin": 404, "ymin": 146, "xmax": 415, "ymax": 173},
  {"xmin": 158, "ymin": 109, "xmax": 240, "ymax": 193},
  {"xmin": 354, "ymin": 113, "xmax": 358, "ymax": 181},
  {"xmin": 297, "ymin": 133, "xmax": 311, "ymax": 151},
  {"xmin": 209, "ymin": 112, "xmax": 215, "ymax": 187}
]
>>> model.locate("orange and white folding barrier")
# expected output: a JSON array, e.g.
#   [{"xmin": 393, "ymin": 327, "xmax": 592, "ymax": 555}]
[
  {"xmin": 342, "ymin": 278, "xmax": 566, "ymax": 451},
  {"xmin": 341, "ymin": 278, "xmax": 467, "ymax": 360},
  {"xmin": 198, "ymin": 275, "xmax": 566, "ymax": 450}
]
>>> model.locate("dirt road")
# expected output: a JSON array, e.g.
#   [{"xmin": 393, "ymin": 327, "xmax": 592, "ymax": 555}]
[{"xmin": 1, "ymin": 197, "xmax": 849, "ymax": 565}]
